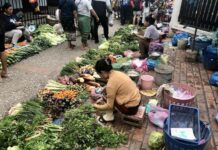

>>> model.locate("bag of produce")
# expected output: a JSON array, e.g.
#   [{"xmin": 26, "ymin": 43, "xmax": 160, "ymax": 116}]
[{"xmin": 148, "ymin": 131, "xmax": 164, "ymax": 149}]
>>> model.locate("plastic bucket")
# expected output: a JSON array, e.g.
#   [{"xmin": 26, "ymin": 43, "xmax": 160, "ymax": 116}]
[
  {"xmin": 164, "ymin": 119, "xmax": 211, "ymax": 150},
  {"xmin": 154, "ymin": 64, "xmax": 174, "ymax": 86},
  {"xmin": 140, "ymin": 75, "xmax": 154, "ymax": 90}
]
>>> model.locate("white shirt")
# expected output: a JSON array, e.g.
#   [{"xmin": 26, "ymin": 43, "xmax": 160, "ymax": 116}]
[
  {"xmin": 75, "ymin": 0, "xmax": 93, "ymax": 17},
  {"xmin": 144, "ymin": 25, "xmax": 160, "ymax": 40}
]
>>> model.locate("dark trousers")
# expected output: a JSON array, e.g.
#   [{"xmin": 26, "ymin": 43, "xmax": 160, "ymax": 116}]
[
  {"xmin": 114, "ymin": 100, "xmax": 140, "ymax": 115},
  {"xmin": 93, "ymin": 16, "xmax": 109, "ymax": 42},
  {"xmin": 139, "ymin": 39, "xmax": 149, "ymax": 58},
  {"xmin": 120, "ymin": 5, "xmax": 132, "ymax": 25}
]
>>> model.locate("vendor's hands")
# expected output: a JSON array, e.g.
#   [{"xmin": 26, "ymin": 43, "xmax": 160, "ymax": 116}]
[
  {"xmin": 93, "ymin": 103, "xmax": 99, "ymax": 109},
  {"xmin": 96, "ymin": 17, "xmax": 100, "ymax": 22},
  {"xmin": 15, "ymin": 21, "xmax": 22, "ymax": 26}
]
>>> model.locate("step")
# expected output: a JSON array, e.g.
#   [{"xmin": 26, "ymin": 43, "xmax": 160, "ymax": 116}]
[{"xmin": 121, "ymin": 106, "xmax": 145, "ymax": 127}]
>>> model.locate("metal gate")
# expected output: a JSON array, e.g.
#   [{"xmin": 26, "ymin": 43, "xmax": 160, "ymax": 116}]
[
  {"xmin": 179, "ymin": 0, "xmax": 218, "ymax": 31},
  {"xmin": 0, "ymin": 0, "xmax": 58, "ymax": 25}
]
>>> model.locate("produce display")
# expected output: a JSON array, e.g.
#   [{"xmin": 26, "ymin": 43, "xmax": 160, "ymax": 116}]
[
  {"xmin": 0, "ymin": 25, "xmax": 139, "ymax": 149},
  {"xmin": 0, "ymin": 24, "xmax": 66, "ymax": 69},
  {"xmin": 55, "ymin": 105, "xmax": 127, "ymax": 150}
]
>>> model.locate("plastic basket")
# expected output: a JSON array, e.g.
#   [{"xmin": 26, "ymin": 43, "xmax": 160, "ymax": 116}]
[
  {"xmin": 163, "ymin": 83, "xmax": 196, "ymax": 108},
  {"xmin": 164, "ymin": 119, "xmax": 211, "ymax": 150},
  {"xmin": 168, "ymin": 105, "xmax": 200, "ymax": 144}
]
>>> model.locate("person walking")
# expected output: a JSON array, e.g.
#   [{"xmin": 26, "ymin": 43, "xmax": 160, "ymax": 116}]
[
  {"xmin": 0, "ymin": 17, "xmax": 8, "ymax": 80},
  {"xmin": 130, "ymin": 0, "xmax": 143, "ymax": 26},
  {"xmin": 75, "ymin": 0, "xmax": 99, "ymax": 50},
  {"xmin": 92, "ymin": 0, "xmax": 112, "ymax": 43},
  {"xmin": 59, "ymin": 0, "xmax": 77, "ymax": 49},
  {"xmin": 119, "ymin": 0, "xmax": 133, "ymax": 25},
  {"xmin": 142, "ymin": 0, "xmax": 152, "ymax": 24}
]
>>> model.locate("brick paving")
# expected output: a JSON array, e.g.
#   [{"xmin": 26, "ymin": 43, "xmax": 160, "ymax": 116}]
[{"xmin": 102, "ymin": 40, "xmax": 218, "ymax": 150}]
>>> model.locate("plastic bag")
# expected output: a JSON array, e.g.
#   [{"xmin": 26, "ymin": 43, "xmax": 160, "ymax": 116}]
[
  {"xmin": 147, "ymin": 59, "xmax": 159, "ymax": 71},
  {"xmin": 148, "ymin": 131, "xmax": 164, "ymax": 148},
  {"xmin": 131, "ymin": 59, "xmax": 148, "ymax": 73},
  {"xmin": 123, "ymin": 50, "xmax": 134, "ymax": 57},
  {"xmin": 160, "ymin": 54, "xmax": 169, "ymax": 64},
  {"xmin": 91, "ymin": 87, "xmax": 104, "ymax": 100},
  {"xmin": 148, "ymin": 105, "xmax": 169, "ymax": 128},
  {"xmin": 216, "ymin": 113, "xmax": 218, "ymax": 123},
  {"xmin": 149, "ymin": 42, "xmax": 164, "ymax": 54},
  {"xmin": 109, "ymin": 14, "xmax": 114, "ymax": 26},
  {"xmin": 172, "ymin": 32, "xmax": 189, "ymax": 46},
  {"xmin": 209, "ymin": 72, "xmax": 218, "ymax": 86}
]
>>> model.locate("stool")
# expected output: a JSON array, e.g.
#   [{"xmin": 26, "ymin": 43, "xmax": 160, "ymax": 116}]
[{"xmin": 121, "ymin": 106, "xmax": 145, "ymax": 127}]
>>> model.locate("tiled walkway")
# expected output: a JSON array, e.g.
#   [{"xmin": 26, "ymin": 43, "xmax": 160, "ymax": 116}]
[{"xmin": 104, "ymin": 42, "xmax": 218, "ymax": 150}]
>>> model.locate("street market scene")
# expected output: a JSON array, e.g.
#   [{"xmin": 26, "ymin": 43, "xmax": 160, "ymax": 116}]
[{"xmin": 0, "ymin": 0, "xmax": 218, "ymax": 149}]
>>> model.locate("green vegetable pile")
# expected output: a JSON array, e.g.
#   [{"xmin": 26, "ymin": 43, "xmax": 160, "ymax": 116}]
[
  {"xmin": 0, "ymin": 26, "xmax": 136, "ymax": 149},
  {"xmin": 0, "ymin": 24, "xmax": 66, "ymax": 69},
  {"xmin": 0, "ymin": 98, "xmax": 46, "ymax": 149},
  {"xmin": 61, "ymin": 25, "xmax": 139, "ymax": 76},
  {"xmin": 55, "ymin": 105, "xmax": 127, "ymax": 150}
]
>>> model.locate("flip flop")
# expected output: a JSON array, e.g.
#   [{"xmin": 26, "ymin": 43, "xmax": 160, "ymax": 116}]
[{"xmin": 97, "ymin": 115, "xmax": 114, "ymax": 124}]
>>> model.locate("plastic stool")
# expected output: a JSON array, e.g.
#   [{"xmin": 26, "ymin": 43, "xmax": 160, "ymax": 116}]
[{"xmin": 121, "ymin": 106, "xmax": 145, "ymax": 127}]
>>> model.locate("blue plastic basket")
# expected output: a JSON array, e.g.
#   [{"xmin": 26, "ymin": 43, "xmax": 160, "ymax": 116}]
[
  {"xmin": 164, "ymin": 119, "xmax": 211, "ymax": 150},
  {"xmin": 168, "ymin": 105, "xmax": 200, "ymax": 144}
]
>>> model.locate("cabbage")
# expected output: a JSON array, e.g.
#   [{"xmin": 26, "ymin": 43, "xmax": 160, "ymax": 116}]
[
  {"xmin": 98, "ymin": 41, "xmax": 109, "ymax": 50},
  {"xmin": 148, "ymin": 131, "xmax": 164, "ymax": 148}
]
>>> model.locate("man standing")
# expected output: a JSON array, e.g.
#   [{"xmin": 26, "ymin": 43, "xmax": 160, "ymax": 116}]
[
  {"xmin": 92, "ymin": 0, "xmax": 112, "ymax": 43},
  {"xmin": 75, "ymin": 0, "xmax": 99, "ymax": 50},
  {"xmin": 59, "ymin": 0, "xmax": 77, "ymax": 49}
]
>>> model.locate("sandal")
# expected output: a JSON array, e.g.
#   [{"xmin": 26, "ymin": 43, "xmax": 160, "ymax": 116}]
[
  {"xmin": 97, "ymin": 115, "xmax": 114, "ymax": 124},
  {"xmin": 69, "ymin": 44, "xmax": 76, "ymax": 49}
]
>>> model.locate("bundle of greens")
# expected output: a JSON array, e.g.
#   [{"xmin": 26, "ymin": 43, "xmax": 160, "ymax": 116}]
[
  {"xmin": 23, "ymin": 124, "xmax": 62, "ymax": 150},
  {"xmin": 0, "ymin": 98, "xmax": 45, "ymax": 149},
  {"xmin": 55, "ymin": 105, "xmax": 127, "ymax": 150}
]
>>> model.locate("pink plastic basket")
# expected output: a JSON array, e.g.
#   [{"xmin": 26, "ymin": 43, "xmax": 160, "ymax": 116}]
[{"xmin": 163, "ymin": 83, "xmax": 196, "ymax": 108}]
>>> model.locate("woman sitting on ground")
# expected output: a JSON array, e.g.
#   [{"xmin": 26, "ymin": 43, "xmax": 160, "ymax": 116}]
[
  {"xmin": 136, "ymin": 14, "xmax": 159, "ymax": 59},
  {"xmin": 1, "ymin": 3, "xmax": 31, "ymax": 48},
  {"xmin": 93, "ymin": 58, "xmax": 141, "ymax": 122}
]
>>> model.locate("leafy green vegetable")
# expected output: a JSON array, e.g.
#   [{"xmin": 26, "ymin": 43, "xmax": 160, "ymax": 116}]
[
  {"xmin": 55, "ymin": 105, "xmax": 127, "ymax": 150},
  {"xmin": 60, "ymin": 61, "xmax": 80, "ymax": 76}
]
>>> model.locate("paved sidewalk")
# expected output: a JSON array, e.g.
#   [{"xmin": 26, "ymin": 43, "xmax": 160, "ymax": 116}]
[{"xmin": 104, "ymin": 41, "xmax": 218, "ymax": 150}]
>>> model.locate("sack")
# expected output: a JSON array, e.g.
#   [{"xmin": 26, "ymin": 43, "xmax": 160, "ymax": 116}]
[
  {"xmin": 172, "ymin": 32, "xmax": 189, "ymax": 46},
  {"xmin": 148, "ymin": 105, "xmax": 169, "ymax": 128},
  {"xmin": 109, "ymin": 14, "xmax": 114, "ymax": 26}
]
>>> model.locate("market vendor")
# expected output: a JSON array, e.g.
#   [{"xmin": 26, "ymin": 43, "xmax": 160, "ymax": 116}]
[
  {"xmin": 93, "ymin": 58, "xmax": 141, "ymax": 123},
  {"xmin": 1, "ymin": 3, "xmax": 32, "ymax": 48},
  {"xmin": 135, "ymin": 15, "xmax": 159, "ymax": 59}
]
